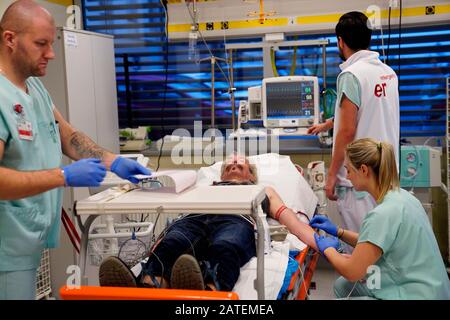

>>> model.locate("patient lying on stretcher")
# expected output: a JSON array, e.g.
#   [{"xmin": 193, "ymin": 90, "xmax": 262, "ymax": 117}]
[{"xmin": 99, "ymin": 154, "xmax": 318, "ymax": 291}]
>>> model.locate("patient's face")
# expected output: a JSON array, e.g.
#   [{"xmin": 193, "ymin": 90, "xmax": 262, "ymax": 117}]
[{"xmin": 221, "ymin": 155, "xmax": 256, "ymax": 183}]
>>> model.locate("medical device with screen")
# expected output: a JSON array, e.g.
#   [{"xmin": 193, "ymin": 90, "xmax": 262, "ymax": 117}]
[{"xmin": 262, "ymin": 76, "xmax": 319, "ymax": 128}]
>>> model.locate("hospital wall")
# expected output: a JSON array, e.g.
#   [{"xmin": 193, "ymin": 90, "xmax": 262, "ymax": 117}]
[{"xmin": 167, "ymin": 0, "xmax": 450, "ymax": 40}]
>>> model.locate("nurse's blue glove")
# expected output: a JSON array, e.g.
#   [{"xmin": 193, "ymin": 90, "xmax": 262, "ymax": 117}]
[
  {"xmin": 314, "ymin": 233, "xmax": 340, "ymax": 255},
  {"xmin": 110, "ymin": 156, "xmax": 151, "ymax": 184},
  {"xmin": 63, "ymin": 158, "xmax": 107, "ymax": 187},
  {"xmin": 310, "ymin": 215, "xmax": 338, "ymax": 236}
]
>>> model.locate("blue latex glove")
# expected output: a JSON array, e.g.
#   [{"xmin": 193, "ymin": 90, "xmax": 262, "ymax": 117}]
[
  {"xmin": 310, "ymin": 215, "xmax": 338, "ymax": 236},
  {"xmin": 110, "ymin": 156, "xmax": 151, "ymax": 184},
  {"xmin": 314, "ymin": 233, "xmax": 340, "ymax": 255},
  {"xmin": 63, "ymin": 158, "xmax": 106, "ymax": 187}
]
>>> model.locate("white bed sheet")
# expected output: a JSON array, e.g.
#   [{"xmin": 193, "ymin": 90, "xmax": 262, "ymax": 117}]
[{"xmin": 233, "ymin": 241, "xmax": 289, "ymax": 300}]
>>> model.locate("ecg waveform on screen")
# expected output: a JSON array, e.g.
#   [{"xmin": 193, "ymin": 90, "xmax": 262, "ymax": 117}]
[{"xmin": 266, "ymin": 81, "xmax": 315, "ymax": 117}]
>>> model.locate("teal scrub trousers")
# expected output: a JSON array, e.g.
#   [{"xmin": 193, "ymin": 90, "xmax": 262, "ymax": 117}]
[
  {"xmin": 0, "ymin": 269, "xmax": 37, "ymax": 300},
  {"xmin": 334, "ymin": 276, "xmax": 377, "ymax": 300}
]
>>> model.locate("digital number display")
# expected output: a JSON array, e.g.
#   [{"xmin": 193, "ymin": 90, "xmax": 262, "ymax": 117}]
[{"xmin": 266, "ymin": 81, "xmax": 315, "ymax": 118}]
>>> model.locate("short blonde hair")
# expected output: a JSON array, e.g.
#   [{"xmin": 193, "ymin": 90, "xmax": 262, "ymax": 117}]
[{"xmin": 346, "ymin": 138, "xmax": 399, "ymax": 202}]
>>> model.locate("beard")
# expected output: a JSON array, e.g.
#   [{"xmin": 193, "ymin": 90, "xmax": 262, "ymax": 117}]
[{"xmin": 14, "ymin": 44, "xmax": 46, "ymax": 78}]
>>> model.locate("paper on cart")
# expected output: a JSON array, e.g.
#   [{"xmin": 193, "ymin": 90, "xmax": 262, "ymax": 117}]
[{"xmin": 133, "ymin": 170, "xmax": 197, "ymax": 193}]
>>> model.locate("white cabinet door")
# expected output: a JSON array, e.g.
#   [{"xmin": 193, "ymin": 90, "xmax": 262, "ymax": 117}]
[
  {"xmin": 63, "ymin": 30, "xmax": 98, "ymax": 143},
  {"xmin": 91, "ymin": 34, "xmax": 120, "ymax": 154}
]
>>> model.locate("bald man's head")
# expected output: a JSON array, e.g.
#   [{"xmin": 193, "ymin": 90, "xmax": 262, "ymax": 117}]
[
  {"xmin": 0, "ymin": 0, "xmax": 54, "ymax": 37},
  {"xmin": 0, "ymin": 0, "xmax": 56, "ymax": 79}
]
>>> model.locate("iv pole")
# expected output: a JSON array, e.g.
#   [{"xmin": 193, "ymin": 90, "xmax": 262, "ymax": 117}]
[
  {"xmin": 185, "ymin": 0, "xmax": 237, "ymax": 164},
  {"xmin": 198, "ymin": 55, "xmax": 234, "ymax": 131},
  {"xmin": 187, "ymin": 0, "xmax": 237, "ymax": 134}
]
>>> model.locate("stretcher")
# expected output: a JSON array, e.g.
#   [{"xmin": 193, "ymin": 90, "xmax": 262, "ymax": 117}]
[{"xmin": 60, "ymin": 153, "xmax": 320, "ymax": 300}]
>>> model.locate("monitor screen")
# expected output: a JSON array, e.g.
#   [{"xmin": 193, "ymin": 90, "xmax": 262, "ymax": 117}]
[
  {"xmin": 262, "ymin": 76, "xmax": 319, "ymax": 129},
  {"xmin": 266, "ymin": 81, "xmax": 315, "ymax": 119}
]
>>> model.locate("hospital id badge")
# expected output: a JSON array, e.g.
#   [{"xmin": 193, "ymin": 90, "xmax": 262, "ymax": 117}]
[{"xmin": 17, "ymin": 120, "xmax": 33, "ymax": 141}]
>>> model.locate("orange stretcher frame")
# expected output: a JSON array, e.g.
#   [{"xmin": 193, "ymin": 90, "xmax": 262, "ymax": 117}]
[
  {"xmin": 60, "ymin": 245, "xmax": 319, "ymax": 300},
  {"xmin": 288, "ymin": 245, "xmax": 320, "ymax": 300},
  {"xmin": 60, "ymin": 286, "xmax": 239, "ymax": 300}
]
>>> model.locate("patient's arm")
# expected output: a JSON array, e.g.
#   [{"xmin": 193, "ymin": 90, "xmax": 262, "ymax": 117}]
[{"xmin": 265, "ymin": 187, "xmax": 318, "ymax": 252}]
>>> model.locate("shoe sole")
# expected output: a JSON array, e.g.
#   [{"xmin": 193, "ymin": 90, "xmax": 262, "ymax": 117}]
[
  {"xmin": 99, "ymin": 256, "xmax": 137, "ymax": 287},
  {"xmin": 170, "ymin": 254, "xmax": 204, "ymax": 290}
]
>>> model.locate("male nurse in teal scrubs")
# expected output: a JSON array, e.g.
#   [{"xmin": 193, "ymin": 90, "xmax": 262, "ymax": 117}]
[{"xmin": 0, "ymin": 0, "xmax": 150, "ymax": 299}]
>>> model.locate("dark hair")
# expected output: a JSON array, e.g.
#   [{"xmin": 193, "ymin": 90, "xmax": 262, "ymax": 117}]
[{"xmin": 335, "ymin": 11, "xmax": 372, "ymax": 51}]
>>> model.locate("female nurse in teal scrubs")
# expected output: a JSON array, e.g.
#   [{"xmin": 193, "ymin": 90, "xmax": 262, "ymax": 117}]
[{"xmin": 271, "ymin": 138, "xmax": 450, "ymax": 299}]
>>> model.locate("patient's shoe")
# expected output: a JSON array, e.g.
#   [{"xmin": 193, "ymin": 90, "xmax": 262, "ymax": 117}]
[
  {"xmin": 170, "ymin": 254, "xmax": 205, "ymax": 290},
  {"xmin": 99, "ymin": 256, "xmax": 137, "ymax": 287}
]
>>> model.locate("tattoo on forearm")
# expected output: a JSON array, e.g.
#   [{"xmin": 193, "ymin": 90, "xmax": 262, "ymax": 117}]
[{"xmin": 70, "ymin": 132, "xmax": 106, "ymax": 159}]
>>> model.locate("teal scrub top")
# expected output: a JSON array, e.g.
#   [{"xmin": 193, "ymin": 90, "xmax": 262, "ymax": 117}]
[
  {"xmin": 337, "ymin": 72, "xmax": 361, "ymax": 108},
  {"xmin": 0, "ymin": 75, "xmax": 63, "ymax": 271},
  {"xmin": 358, "ymin": 188, "xmax": 450, "ymax": 299}
]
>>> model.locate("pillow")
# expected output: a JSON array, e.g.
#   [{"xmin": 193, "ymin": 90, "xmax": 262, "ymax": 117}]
[{"xmin": 196, "ymin": 153, "xmax": 318, "ymax": 220}]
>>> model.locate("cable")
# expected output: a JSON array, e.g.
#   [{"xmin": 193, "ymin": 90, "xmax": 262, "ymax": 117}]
[
  {"xmin": 159, "ymin": 0, "xmax": 168, "ymax": 37},
  {"xmin": 296, "ymin": 259, "xmax": 310, "ymax": 300},
  {"xmin": 423, "ymin": 136, "xmax": 441, "ymax": 147},
  {"xmin": 296, "ymin": 211, "xmax": 311, "ymax": 223},
  {"xmin": 386, "ymin": 5, "xmax": 392, "ymax": 65},
  {"xmin": 270, "ymin": 45, "xmax": 299, "ymax": 77},
  {"xmin": 149, "ymin": 212, "xmax": 161, "ymax": 246},
  {"xmin": 344, "ymin": 281, "xmax": 358, "ymax": 299},
  {"xmin": 269, "ymin": 38, "xmax": 299, "ymax": 77},
  {"xmin": 221, "ymin": 7, "xmax": 234, "ymax": 94},
  {"xmin": 184, "ymin": 0, "xmax": 236, "ymax": 148},
  {"xmin": 149, "ymin": 214, "xmax": 203, "ymax": 250},
  {"xmin": 397, "ymin": 1, "xmax": 403, "ymax": 176},
  {"xmin": 156, "ymin": 0, "xmax": 169, "ymax": 172},
  {"xmin": 143, "ymin": 216, "xmax": 204, "ymax": 283},
  {"xmin": 398, "ymin": 0, "xmax": 402, "ymax": 81},
  {"xmin": 169, "ymin": 230, "xmax": 197, "ymax": 258},
  {"xmin": 184, "ymin": 1, "xmax": 232, "ymax": 86},
  {"xmin": 145, "ymin": 250, "xmax": 165, "ymax": 287},
  {"xmin": 379, "ymin": 20, "xmax": 386, "ymax": 64}
]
